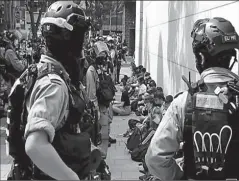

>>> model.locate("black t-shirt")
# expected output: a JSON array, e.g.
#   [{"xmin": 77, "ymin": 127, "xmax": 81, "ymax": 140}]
[{"xmin": 121, "ymin": 90, "xmax": 130, "ymax": 107}]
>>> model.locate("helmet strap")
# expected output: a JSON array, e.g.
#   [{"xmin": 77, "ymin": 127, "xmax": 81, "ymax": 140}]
[{"xmin": 229, "ymin": 57, "xmax": 237, "ymax": 70}]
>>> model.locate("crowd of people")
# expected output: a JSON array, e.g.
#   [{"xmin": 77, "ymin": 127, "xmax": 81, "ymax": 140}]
[
  {"xmin": 110, "ymin": 17, "xmax": 239, "ymax": 181},
  {"xmin": 0, "ymin": 1, "xmax": 239, "ymax": 181},
  {"xmin": 0, "ymin": 1, "xmax": 129, "ymax": 180},
  {"xmin": 84, "ymin": 33, "xmax": 128, "ymax": 85},
  {"xmin": 109, "ymin": 63, "xmax": 174, "ymax": 180}
]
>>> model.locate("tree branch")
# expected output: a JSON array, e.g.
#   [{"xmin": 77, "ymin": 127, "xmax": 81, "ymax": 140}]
[
  {"xmin": 25, "ymin": 0, "xmax": 30, "ymax": 12},
  {"xmin": 35, "ymin": 3, "xmax": 44, "ymax": 31}
]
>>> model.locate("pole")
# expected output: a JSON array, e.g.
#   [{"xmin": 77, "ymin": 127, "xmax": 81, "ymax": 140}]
[
  {"xmin": 109, "ymin": 10, "xmax": 111, "ymax": 34},
  {"xmin": 116, "ymin": 0, "xmax": 118, "ymax": 33}
]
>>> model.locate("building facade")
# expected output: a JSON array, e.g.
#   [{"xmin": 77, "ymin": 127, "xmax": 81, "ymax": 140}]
[
  {"xmin": 123, "ymin": 1, "xmax": 136, "ymax": 56},
  {"xmin": 0, "ymin": 1, "xmax": 4, "ymax": 32},
  {"xmin": 102, "ymin": 13, "xmax": 123, "ymax": 35},
  {"xmin": 135, "ymin": 1, "xmax": 239, "ymax": 96}
]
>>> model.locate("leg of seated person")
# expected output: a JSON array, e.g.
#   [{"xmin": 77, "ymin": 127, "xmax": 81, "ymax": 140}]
[
  {"xmin": 112, "ymin": 105, "xmax": 124, "ymax": 115},
  {"xmin": 119, "ymin": 106, "xmax": 131, "ymax": 116},
  {"xmin": 112, "ymin": 105, "xmax": 131, "ymax": 116},
  {"xmin": 113, "ymin": 104, "xmax": 122, "ymax": 108},
  {"xmin": 139, "ymin": 116, "xmax": 146, "ymax": 122}
]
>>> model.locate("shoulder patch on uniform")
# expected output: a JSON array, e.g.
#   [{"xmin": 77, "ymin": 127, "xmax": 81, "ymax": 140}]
[
  {"xmin": 174, "ymin": 91, "xmax": 184, "ymax": 99},
  {"xmin": 50, "ymin": 79, "xmax": 62, "ymax": 85},
  {"xmin": 48, "ymin": 74, "xmax": 64, "ymax": 85}
]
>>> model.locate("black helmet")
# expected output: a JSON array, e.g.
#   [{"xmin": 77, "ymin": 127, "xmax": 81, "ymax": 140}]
[
  {"xmin": 191, "ymin": 17, "xmax": 239, "ymax": 56},
  {"xmin": 41, "ymin": 1, "xmax": 90, "ymax": 41}
]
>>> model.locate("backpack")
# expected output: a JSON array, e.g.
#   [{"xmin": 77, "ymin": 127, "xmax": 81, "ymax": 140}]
[
  {"xmin": 182, "ymin": 73, "xmax": 239, "ymax": 180},
  {"xmin": 6, "ymin": 63, "xmax": 93, "ymax": 180},
  {"xmin": 126, "ymin": 123, "xmax": 150, "ymax": 151},
  {"xmin": 95, "ymin": 67, "xmax": 116, "ymax": 107},
  {"xmin": 126, "ymin": 126, "xmax": 142, "ymax": 151},
  {"xmin": 130, "ymin": 129, "xmax": 155, "ymax": 162},
  {"xmin": 130, "ymin": 142, "xmax": 149, "ymax": 162}
]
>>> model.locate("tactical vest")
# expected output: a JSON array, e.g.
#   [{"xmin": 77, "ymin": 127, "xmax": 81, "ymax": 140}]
[
  {"xmin": 6, "ymin": 62, "xmax": 94, "ymax": 180},
  {"xmin": 183, "ymin": 75, "xmax": 239, "ymax": 180}
]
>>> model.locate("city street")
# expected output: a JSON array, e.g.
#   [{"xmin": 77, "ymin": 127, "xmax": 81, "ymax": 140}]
[
  {"xmin": 1, "ymin": 0, "xmax": 239, "ymax": 180},
  {"xmin": 1, "ymin": 57, "xmax": 142, "ymax": 180}
]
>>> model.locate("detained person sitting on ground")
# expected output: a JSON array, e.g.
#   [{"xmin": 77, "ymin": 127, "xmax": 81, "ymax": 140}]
[
  {"xmin": 112, "ymin": 83, "xmax": 131, "ymax": 116},
  {"xmin": 144, "ymin": 72, "xmax": 152, "ymax": 86},
  {"xmin": 149, "ymin": 92, "xmax": 165, "ymax": 129},
  {"xmin": 130, "ymin": 76, "xmax": 147, "ymax": 112},
  {"xmin": 147, "ymin": 80, "xmax": 157, "ymax": 93},
  {"xmin": 161, "ymin": 95, "xmax": 173, "ymax": 116}
]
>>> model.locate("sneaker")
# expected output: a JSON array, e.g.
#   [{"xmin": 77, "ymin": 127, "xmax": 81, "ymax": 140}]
[
  {"xmin": 109, "ymin": 136, "xmax": 116, "ymax": 144},
  {"xmin": 139, "ymin": 174, "xmax": 148, "ymax": 180}
]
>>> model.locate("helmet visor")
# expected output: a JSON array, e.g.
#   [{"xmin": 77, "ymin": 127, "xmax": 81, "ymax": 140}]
[
  {"xmin": 41, "ymin": 17, "xmax": 73, "ymax": 31},
  {"xmin": 41, "ymin": 12, "xmax": 86, "ymax": 31}
]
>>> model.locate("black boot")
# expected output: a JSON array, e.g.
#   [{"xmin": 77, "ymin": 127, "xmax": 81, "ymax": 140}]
[
  {"xmin": 109, "ymin": 136, "xmax": 116, "ymax": 144},
  {"xmin": 96, "ymin": 160, "xmax": 111, "ymax": 180}
]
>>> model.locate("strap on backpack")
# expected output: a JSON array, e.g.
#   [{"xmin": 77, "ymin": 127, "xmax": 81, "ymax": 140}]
[{"xmin": 183, "ymin": 92, "xmax": 197, "ymax": 179}]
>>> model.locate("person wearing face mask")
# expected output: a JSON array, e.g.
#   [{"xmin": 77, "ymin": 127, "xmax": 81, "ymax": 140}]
[
  {"xmin": 6, "ymin": 1, "xmax": 96, "ymax": 180},
  {"xmin": 107, "ymin": 36, "xmax": 117, "ymax": 83},
  {"xmin": 2, "ymin": 33, "xmax": 26, "ymax": 84},
  {"xmin": 148, "ymin": 92, "xmax": 164, "ymax": 129},
  {"xmin": 145, "ymin": 17, "xmax": 239, "ymax": 180},
  {"xmin": 86, "ymin": 44, "xmax": 115, "ymax": 180},
  {"xmin": 141, "ymin": 92, "xmax": 163, "ymax": 129}
]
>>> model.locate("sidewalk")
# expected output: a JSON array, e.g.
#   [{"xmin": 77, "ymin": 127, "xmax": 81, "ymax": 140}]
[
  {"xmin": 106, "ymin": 112, "xmax": 142, "ymax": 180},
  {"xmin": 107, "ymin": 57, "xmax": 142, "ymax": 180},
  {"xmin": 0, "ymin": 57, "xmax": 142, "ymax": 180}
]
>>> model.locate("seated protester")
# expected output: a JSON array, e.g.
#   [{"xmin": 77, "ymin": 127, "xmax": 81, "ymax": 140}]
[
  {"xmin": 146, "ymin": 92, "xmax": 165, "ymax": 129},
  {"xmin": 120, "ymin": 75, "xmax": 129, "ymax": 86},
  {"xmin": 130, "ymin": 76, "xmax": 147, "ymax": 107},
  {"xmin": 141, "ymin": 93, "xmax": 155, "ymax": 126},
  {"xmin": 144, "ymin": 72, "xmax": 151, "ymax": 85},
  {"xmin": 147, "ymin": 80, "xmax": 157, "ymax": 90},
  {"xmin": 156, "ymin": 87, "xmax": 164, "ymax": 94},
  {"xmin": 161, "ymin": 95, "xmax": 173, "ymax": 116},
  {"xmin": 129, "ymin": 73, "xmax": 143, "ymax": 99},
  {"xmin": 137, "ymin": 76, "xmax": 147, "ymax": 96},
  {"xmin": 130, "ymin": 62, "xmax": 136, "ymax": 71},
  {"xmin": 137, "ymin": 92, "xmax": 153, "ymax": 118},
  {"xmin": 128, "ymin": 70, "xmax": 139, "ymax": 98},
  {"xmin": 138, "ymin": 65, "xmax": 143, "ymax": 73},
  {"xmin": 147, "ymin": 87, "xmax": 157, "ymax": 95},
  {"xmin": 137, "ymin": 75, "xmax": 147, "ymax": 94},
  {"xmin": 141, "ymin": 68, "xmax": 146, "ymax": 78},
  {"xmin": 127, "ymin": 70, "xmax": 137, "ymax": 84},
  {"xmin": 112, "ymin": 85, "xmax": 131, "ymax": 116}
]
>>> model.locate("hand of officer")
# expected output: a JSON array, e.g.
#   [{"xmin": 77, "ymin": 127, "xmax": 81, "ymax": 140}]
[
  {"xmin": 175, "ymin": 156, "xmax": 184, "ymax": 171},
  {"xmin": 98, "ymin": 110, "xmax": 101, "ymax": 119}
]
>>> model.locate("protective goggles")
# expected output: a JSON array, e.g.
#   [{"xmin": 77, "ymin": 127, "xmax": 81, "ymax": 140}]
[{"xmin": 41, "ymin": 13, "xmax": 86, "ymax": 31}]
